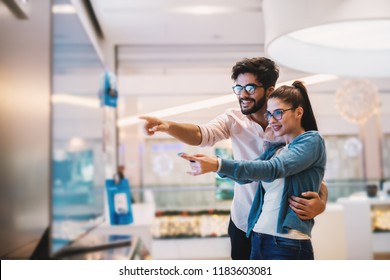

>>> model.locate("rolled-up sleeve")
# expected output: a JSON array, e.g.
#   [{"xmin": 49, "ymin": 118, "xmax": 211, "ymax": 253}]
[{"xmin": 198, "ymin": 113, "xmax": 231, "ymax": 147}]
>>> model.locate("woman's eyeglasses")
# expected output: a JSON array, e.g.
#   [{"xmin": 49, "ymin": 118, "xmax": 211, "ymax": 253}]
[{"xmin": 264, "ymin": 108, "xmax": 295, "ymax": 122}]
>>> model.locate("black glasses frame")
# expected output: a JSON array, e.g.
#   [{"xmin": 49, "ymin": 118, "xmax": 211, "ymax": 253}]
[
  {"xmin": 264, "ymin": 108, "xmax": 295, "ymax": 122},
  {"xmin": 232, "ymin": 83, "xmax": 263, "ymax": 95}
]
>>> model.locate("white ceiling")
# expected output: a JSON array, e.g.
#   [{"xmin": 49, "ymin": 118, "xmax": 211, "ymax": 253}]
[
  {"xmin": 53, "ymin": 0, "xmax": 335, "ymax": 83},
  {"xmin": 54, "ymin": 0, "xmax": 270, "ymax": 123},
  {"xmin": 90, "ymin": 0, "xmax": 264, "ymax": 45},
  {"xmin": 53, "ymin": 0, "xmax": 390, "ymax": 127},
  {"xmin": 90, "ymin": 0, "xmax": 269, "ymax": 78}
]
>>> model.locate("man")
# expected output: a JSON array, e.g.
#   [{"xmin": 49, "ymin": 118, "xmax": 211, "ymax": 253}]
[{"xmin": 140, "ymin": 57, "xmax": 327, "ymax": 260}]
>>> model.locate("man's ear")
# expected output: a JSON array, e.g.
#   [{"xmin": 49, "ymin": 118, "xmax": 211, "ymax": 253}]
[{"xmin": 266, "ymin": 86, "xmax": 275, "ymax": 97}]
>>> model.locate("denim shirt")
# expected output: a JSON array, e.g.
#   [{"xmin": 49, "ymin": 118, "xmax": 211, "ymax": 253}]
[{"xmin": 218, "ymin": 131, "xmax": 326, "ymax": 237}]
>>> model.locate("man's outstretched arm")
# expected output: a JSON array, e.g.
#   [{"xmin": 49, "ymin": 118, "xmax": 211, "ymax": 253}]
[
  {"xmin": 288, "ymin": 180, "xmax": 328, "ymax": 220},
  {"xmin": 139, "ymin": 116, "xmax": 202, "ymax": 146}
]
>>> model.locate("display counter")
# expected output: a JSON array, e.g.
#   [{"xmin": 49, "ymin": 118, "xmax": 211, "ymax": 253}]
[
  {"xmin": 54, "ymin": 203, "xmax": 155, "ymax": 260},
  {"xmin": 93, "ymin": 203, "xmax": 155, "ymax": 251},
  {"xmin": 138, "ymin": 186, "xmax": 233, "ymax": 259},
  {"xmin": 151, "ymin": 209, "xmax": 231, "ymax": 260},
  {"xmin": 91, "ymin": 195, "xmax": 232, "ymax": 260},
  {"xmin": 338, "ymin": 191, "xmax": 390, "ymax": 259},
  {"xmin": 311, "ymin": 203, "xmax": 347, "ymax": 260},
  {"xmin": 58, "ymin": 235, "xmax": 150, "ymax": 260},
  {"xmin": 151, "ymin": 236, "xmax": 230, "ymax": 260}
]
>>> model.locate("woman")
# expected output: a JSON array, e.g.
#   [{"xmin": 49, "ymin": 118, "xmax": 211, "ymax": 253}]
[{"xmin": 180, "ymin": 81, "xmax": 326, "ymax": 260}]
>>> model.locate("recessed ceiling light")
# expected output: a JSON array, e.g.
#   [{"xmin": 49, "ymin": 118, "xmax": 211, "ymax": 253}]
[{"xmin": 52, "ymin": 4, "xmax": 76, "ymax": 14}]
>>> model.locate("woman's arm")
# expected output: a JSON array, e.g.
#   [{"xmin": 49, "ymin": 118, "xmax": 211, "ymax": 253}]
[
  {"xmin": 218, "ymin": 132, "xmax": 325, "ymax": 182},
  {"xmin": 180, "ymin": 132, "xmax": 325, "ymax": 182}
]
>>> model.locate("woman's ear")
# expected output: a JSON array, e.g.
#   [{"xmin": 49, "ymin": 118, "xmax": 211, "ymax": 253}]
[{"xmin": 296, "ymin": 107, "xmax": 304, "ymax": 117}]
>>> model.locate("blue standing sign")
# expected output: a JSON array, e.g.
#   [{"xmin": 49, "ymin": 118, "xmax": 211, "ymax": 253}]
[{"xmin": 105, "ymin": 177, "xmax": 134, "ymax": 225}]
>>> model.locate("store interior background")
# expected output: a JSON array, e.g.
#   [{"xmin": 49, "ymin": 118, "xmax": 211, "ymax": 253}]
[{"xmin": 1, "ymin": 0, "xmax": 390, "ymax": 260}]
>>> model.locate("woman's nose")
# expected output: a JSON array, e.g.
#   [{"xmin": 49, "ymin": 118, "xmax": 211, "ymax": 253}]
[{"xmin": 268, "ymin": 115, "xmax": 277, "ymax": 124}]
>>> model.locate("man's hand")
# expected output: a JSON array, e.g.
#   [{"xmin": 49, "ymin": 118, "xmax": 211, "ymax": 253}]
[
  {"xmin": 288, "ymin": 191, "xmax": 326, "ymax": 220},
  {"xmin": 139, "ymin": 116, "xmax": 202, "ymax": 145},
  {"xmin": 139, "ymin": 116, "xmax": 169, "ymax": 135}
]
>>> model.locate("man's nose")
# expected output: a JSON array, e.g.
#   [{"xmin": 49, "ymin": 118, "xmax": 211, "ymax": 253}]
[{"xmin": 240, "ymin": 88, "xmax": 251, "ymax": 97}]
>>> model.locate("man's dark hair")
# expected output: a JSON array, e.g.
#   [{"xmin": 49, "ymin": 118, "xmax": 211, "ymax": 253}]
[{"xmin": 231, "ymin": 57, "xmax": 280, "ymax": 90}]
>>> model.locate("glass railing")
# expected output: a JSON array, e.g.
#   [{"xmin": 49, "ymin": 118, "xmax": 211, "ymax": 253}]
[{"xmin": 132, "ymin": 178, "xmax": 390, "ymax": 207}]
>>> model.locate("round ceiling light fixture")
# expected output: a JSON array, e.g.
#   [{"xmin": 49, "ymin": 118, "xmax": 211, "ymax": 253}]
[
  {"xmin": 334, "ymin": 79, "xmax": 380, "ymax": 125},
  {"xmin": 263, "ymin": 0, "xmax": 390, "ymax": 78}
]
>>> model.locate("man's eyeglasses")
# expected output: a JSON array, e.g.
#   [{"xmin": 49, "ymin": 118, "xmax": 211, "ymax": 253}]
[
  {"xmin": 264, "ymin": 108, "xmax": 295, "ymax": 122},
  {"xmin": 232, "ymin": 84, "xmax": 263, "ymax": 95}
]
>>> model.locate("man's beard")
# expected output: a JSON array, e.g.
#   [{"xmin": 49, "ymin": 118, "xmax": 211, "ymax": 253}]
[{"xmin": 240, "ymin": 94, "xmax": 267, "ymax": 115}]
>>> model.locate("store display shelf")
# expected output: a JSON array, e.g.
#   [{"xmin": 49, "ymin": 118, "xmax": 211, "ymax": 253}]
[{"xmin": 152, "ymin": 209, "xmax": 230, "ymax": 239}]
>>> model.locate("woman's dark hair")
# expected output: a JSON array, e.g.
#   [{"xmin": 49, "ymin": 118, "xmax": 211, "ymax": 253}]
[
  {"xmin": 269, "ymin": 81, "xmax": 318, "ymax": 131},
  {"xmin": 231, "ymin": 57, "xmax": 279, "ymax": 90}
]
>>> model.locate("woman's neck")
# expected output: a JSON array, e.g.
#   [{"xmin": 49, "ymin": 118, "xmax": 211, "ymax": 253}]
[{"xmin": 285, "ymin": 128, "xmax": 306, "ymax": 144}]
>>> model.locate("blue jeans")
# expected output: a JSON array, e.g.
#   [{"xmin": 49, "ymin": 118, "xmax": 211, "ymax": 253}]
[
  {"xmin": 250, "ymin": 232, "xmax": 314, "ymax": 260},
  {"xmin": 228, "ymin": 218, "xmax": 251, "ymax": 260}
]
